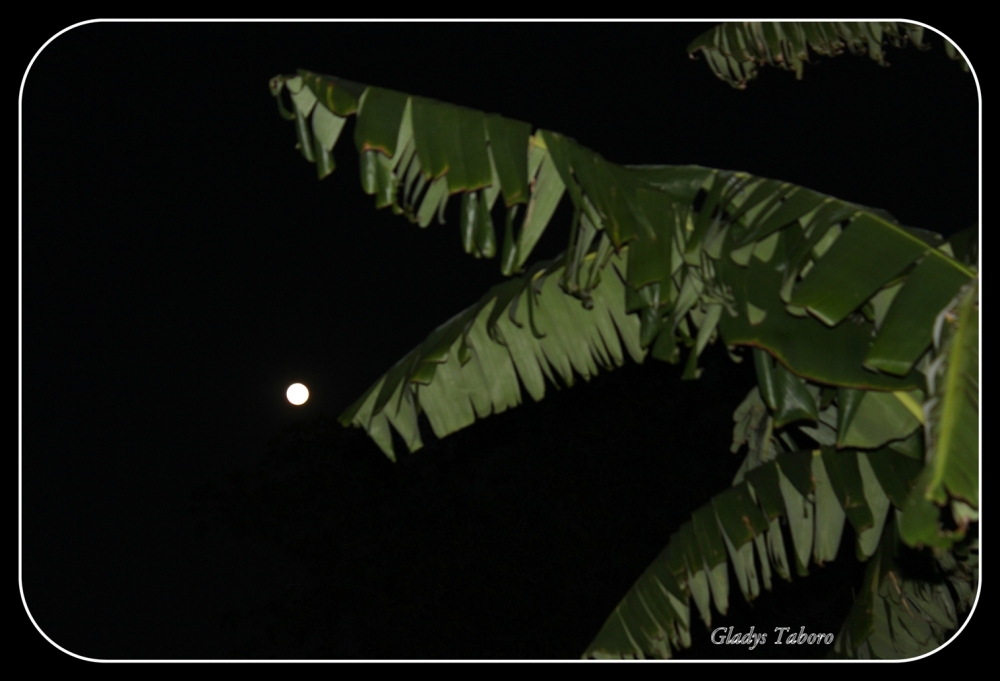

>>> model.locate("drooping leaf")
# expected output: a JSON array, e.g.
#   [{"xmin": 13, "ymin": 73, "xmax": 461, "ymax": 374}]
[
  {"xmin": 821, "ymin": 448, "xmax": 874, "ymax": 535},
  {"xmin": 486, "ymin": 114, "xmax": 532, "ymax": 207},
  {"xmin": 298, "ymin": 69, "xmax": 363, "ymax": 116},
  {"xmin": 310, "ymin": 103, "xmax": 347, "ymax": 178},
  {"xmin": 515, "ymin": 142, "xmax": 566, "ymax": 270},
  {"xmin": 688, "ymin": 22, "xmax": 966, "ymax": 89},
  {"xmin": 354, "ymin": 86, "xmax": 409, "ymax": 157},
  {"xmin": 810, "ymin": 451, "xmax": 847, "ymax": 564},
  {"xmin": 832, "ymin": 521, "xmax": 976, "ymax": 659},
  {"xmin": 585, "ymin": 446, "xmax": 929, "ymax": 659},
  {"xmin": 713, "ymin": 482, "xmax": 769, "ymax": 547},
  {"xmin": 272, "ymin": 51, "xmax": 976, "ymax": 661},
  {"xmin": 339, "ymin": 251, "xmax": 644, "ymax": 458},
  {"xmin": 856, "ymin": 452, "xmax": 891, "ymax": 559},
  {"xmin": 899, "ymin": 280, "xmax": 979, "ymax": 550}
]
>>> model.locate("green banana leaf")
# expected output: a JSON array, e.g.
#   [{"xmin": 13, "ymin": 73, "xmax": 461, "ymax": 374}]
[
  {"xmin": 583, "ymin": 446, "xmax": 922, "ymax": 659},
  {"xmin": 271, "ymin": 71, "xmax": 974, "ymax": 456},
  {"xmin": 338, "ymin": 250, "xmax": 644, "ymax": 461},
  {"xmin": 899, "ymin": 280, "xmax": 979, "ymax": 550},
  {"xmin": 832, "ymin": 523, "xmax": 977, "ymax": 659},
  {"xmin": 270, "ymin": 23, "xmax": 977, "ymax": 658},
  {"xmin": 687, "ymin": 22, "xmax": 968, "ymax": 89}
]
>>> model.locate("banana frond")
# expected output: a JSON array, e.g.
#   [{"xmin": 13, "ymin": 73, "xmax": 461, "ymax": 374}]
[
  {"xmin": 583, "ymin": 444, "xmax": 923, "ymax": 659},
  {"xmin": 272, "ymin": 32, "xmax": 977, "ymax": 659},
  {"xmin": 272, "ymin": 72, "xmax": 976, "ymax": 457},
  {"xmin": 338, "ymin": 249, "xmax": 643, "ymax": 460},
  {"xmin": 270, "ymin": 71, "xmax": 559, "ymax": 274},
  {"xmin": 585, "ymin": 336, "xmax": 976, "ymax": 660},
  {"xmin": 585, "ymin": 345, "xmax": 976, "ymax": 659},
  {"xmin": 687, "ymin": 22, "xmax": 969, "ymax": 89},
  {"xmin": 899, "ymin": 279, "xmax": 979, "ymax": 550},
  {"xmin": 832, "ymin": 526, "xmax": 977, "ymax": 659},
  {"xmin": 499, "ymin": 134, "xmax": 975, "ymax": 389}
]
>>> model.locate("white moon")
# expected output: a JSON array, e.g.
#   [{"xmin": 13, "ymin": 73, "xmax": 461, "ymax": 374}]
[{"xmin": 286, "ymin": 383, "xmax": 309, "ymax": 405}]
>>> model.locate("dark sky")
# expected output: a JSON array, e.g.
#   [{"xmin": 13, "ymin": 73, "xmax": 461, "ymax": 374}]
[{"xmin": 21, "ymin": 20, "xmax": 979, "ymax": 661}]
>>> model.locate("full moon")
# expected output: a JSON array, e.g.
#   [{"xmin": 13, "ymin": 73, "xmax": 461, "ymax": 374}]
[{"xmin": 286, "ymin": 383, "xmax": 309, "ymax": 405}]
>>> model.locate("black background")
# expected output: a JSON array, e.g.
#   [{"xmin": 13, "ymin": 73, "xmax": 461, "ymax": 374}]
[{"xmin": 21, "ymin": 20, "xmax": 980, "ymax": 660}]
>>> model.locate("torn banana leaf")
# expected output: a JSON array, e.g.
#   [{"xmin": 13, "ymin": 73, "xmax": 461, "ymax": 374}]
[
  {"xmin": 273, "ymin": 72, "xmax": 974, "ymax": 399},
  {"xmin": 832, "ymin": 521, "xmax": 977, "ymax": 659},
  {"xmin": 899, "ymin": 280, "xmax": 979, "ymax": 550},
  {"xmin": 584, "ymin": 446, "xmax": 921, "ymax": 659},
  {"xmin": 688, "ymin": 22, "xmax": 968, "ymax": 89},
  {"xmin": 339, "ymin": 250, "xmax": 644, "ymax": 460}
]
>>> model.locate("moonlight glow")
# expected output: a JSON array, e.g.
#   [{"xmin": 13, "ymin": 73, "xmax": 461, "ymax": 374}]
[{"xmin": 286, "ymin": 383, "xmax": 309, "ymax": 405}]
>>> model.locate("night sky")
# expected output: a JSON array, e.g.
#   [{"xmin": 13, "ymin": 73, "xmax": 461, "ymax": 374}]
[{"xmin": 21, "ymin": 20, "xmax": 979, "ymax": 661}]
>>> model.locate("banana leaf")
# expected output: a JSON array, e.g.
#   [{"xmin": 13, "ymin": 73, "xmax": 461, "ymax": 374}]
[
  {"xmin": 687, "ymin": 22, "xmax": 968, "ymax": 89},
  {"xmin": 899, "ymin": 280, "xmax": 979, "ymax": 550},
  {"xmin": 272, "ymin": 71, "xmax": 975, "ymax": 460},
  {"xmin": 269, "ymin": 32, "xmax": 977, "ymax": 659},
  {"xmin": 584, "ymin": 447, "xmax": 928, "ymax": 659}
]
